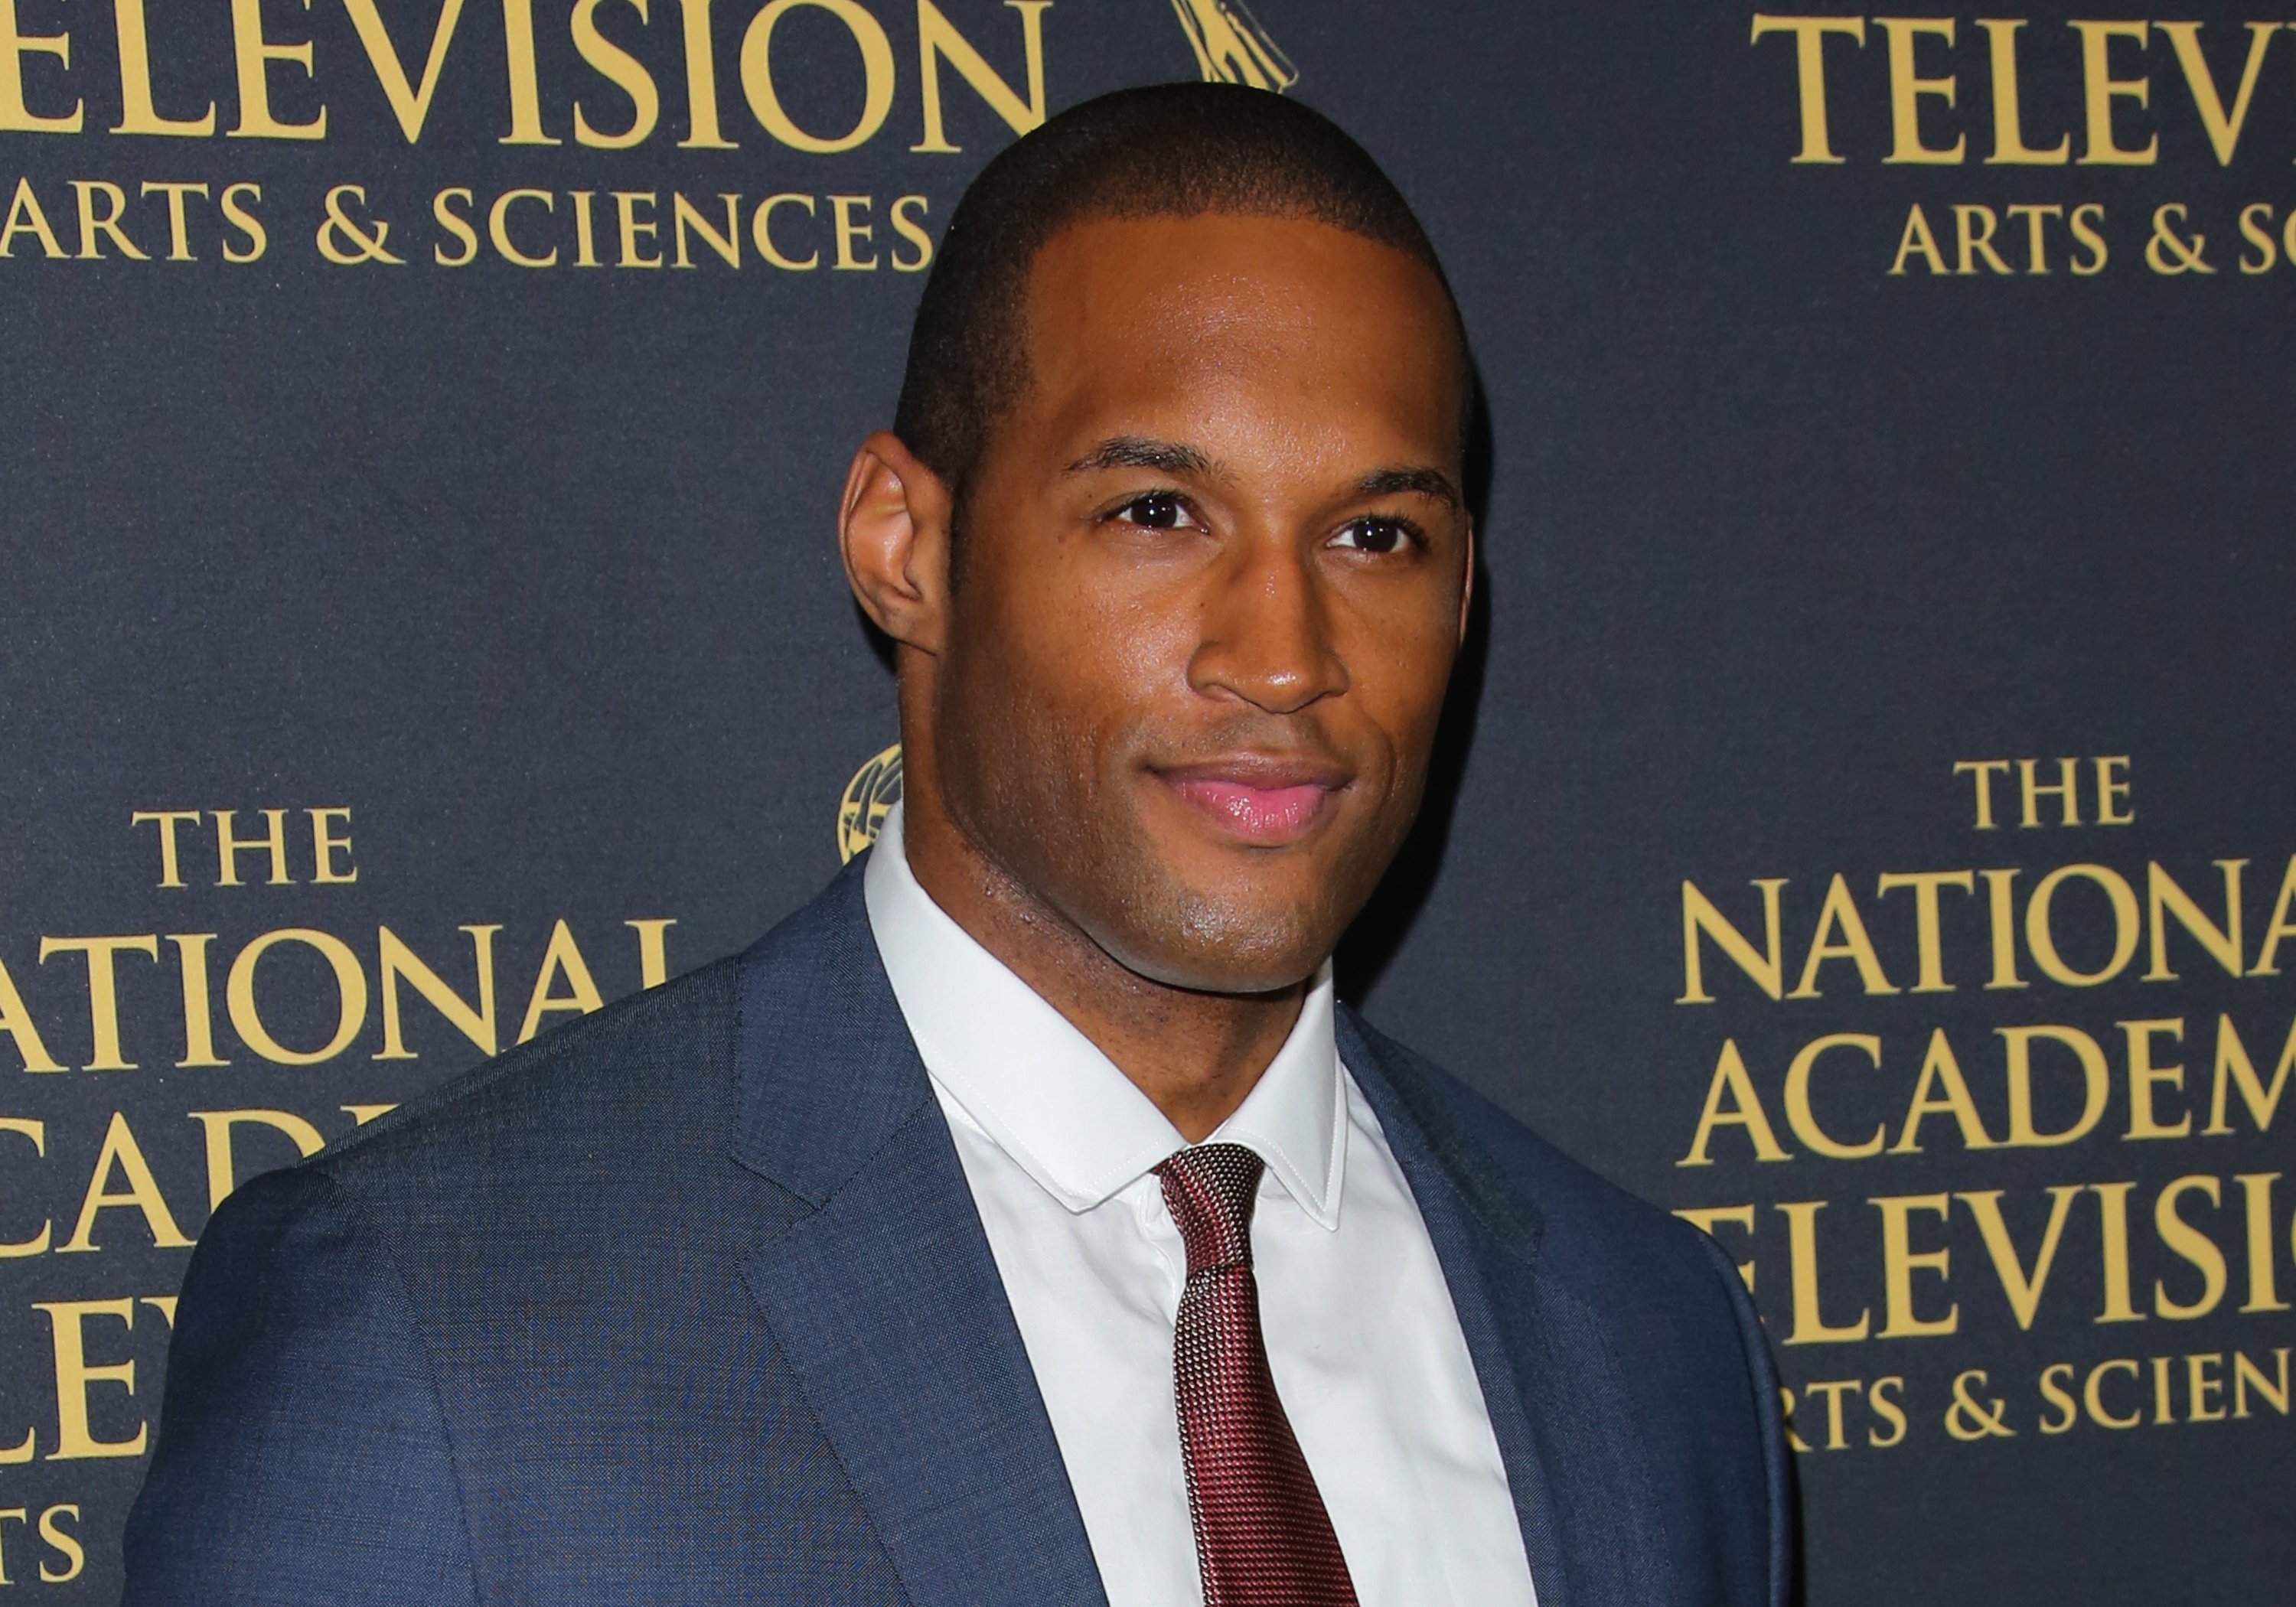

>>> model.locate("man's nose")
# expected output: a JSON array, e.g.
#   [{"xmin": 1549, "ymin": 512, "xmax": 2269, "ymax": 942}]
[{"xmin": 1185, "ymin": 541, "xmax": 1349, "ymax": 715}]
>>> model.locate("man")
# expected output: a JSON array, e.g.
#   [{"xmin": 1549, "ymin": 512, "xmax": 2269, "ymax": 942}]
[{"xmin": 126, "ymin": 84, "xmax": 1787, "ymax": 1606}]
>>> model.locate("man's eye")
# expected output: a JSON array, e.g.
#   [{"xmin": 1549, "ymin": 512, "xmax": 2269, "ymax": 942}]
[
  {"xmin": 1331, "ymin": 517, "xmax": 1414, "ymax": 555},
  {"xmin": 1114, "ymin": 491, "xmax": 1192, "ymax": 530}
]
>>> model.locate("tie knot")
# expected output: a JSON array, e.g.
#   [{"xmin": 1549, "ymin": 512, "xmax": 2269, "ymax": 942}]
[{"xmin": 1155, "ymin": 1143, "xmax": 1264, "ymax": 1276}]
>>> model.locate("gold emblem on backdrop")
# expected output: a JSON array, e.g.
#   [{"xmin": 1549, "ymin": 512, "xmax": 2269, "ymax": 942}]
[
  {"xmin": 839, "ymin": 744, "xmax": 905, "ymax": 863},
  {"xmin": 1169, "ymin": 0, "xmax": 1298, "ymax": 92}
]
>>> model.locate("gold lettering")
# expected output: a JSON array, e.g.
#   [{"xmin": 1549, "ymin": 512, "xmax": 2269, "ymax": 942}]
[
  {"xmin": 1876, "ymin": 16, "xmax": 1962, "ymax": 164},
  {"xmin": 1678, "ymin": 878, "xmax": 1786, "ymax": 1002},
  {"xmin": 1749, "ymin": 14, "xmax": 1867, "ymax": 163},
  {"xmin": 2232, "ymin": 1173, "xmax": 2288, "ymax": 1313},
  {"xmin": 2232, "ymin": 1348, "xmax": 2290, "ymax": 1417},
  {"xmin": 2072, "ymin": 18, "xmax": 2155, "ymax": 165},
  {"xmin": 342, "ymin": 0, "xmax": 468, "ymax": 142},
  {"xmin": 113, "ymin": 0, "xmax": 217, "ymax": 134},
  {"xmin": 498, "ymin": 0, "xmax": 557, "ymax": 143},
  {"xmin": 673, "ymin": 0, "xmax": 733, "ymax": 147},
  {"xmin": 911, "ymin": 0, "xmax": 1049, "ymax": 153},
  {"xmin": 517, "ymin": 919, "xmax": 604, "ymax": 1042},
  {"xmin": 0, "ymin": 1118, "xmax": 50, "ymax": 1258},
  {"xmin": 212, "ymin": 807, "xmax": 291, "ymax": 885},
  {"xmin": 0, "ymin": 175, "xmax": 65, "ymax": 258},
  {"xmin": 188, "ymin": 1109, "xmax": 325, "ymax": 1210},
  {"xmin": 32, "ymin": 1299, "xmax": 145, "ymax": 1458},
  {"xmin": 1979, "ymin": 868, "xmax": 2025, "ymax": 988},
  {"xmin": 1978, "ymin": 19, "xmax": 2066, "ymax": 163},
  {"xmin": 220, "ymin": 180, "xmax": 266, "ymax": 260},
  {"xmin": 1872, "ymin": 1191, "xmax": 1958, "ymax": 1338},
  {"xmin": 1891, "ymin": 1028, "xmax": 1996, "ymax": 1152},
  {"xmin": 1953, "ymin": 758, "xmax": 2010, "ymax": 827},
  {"xmin": 2000, "ymin": 1024, "xmax": 2109, "ymax": 1146},
  {"xmin": 1783, "ymin": 1032, "xmax": 1885, "ymax": 1159},
  {"xmin": 1779, "ymin": 1199, "xmax": 1870, "ymax": 1343},
  {"xmin": 752, "ymin": 191, "xmax": 817, "ymax": 269},
  {"xmin": 613, "ymin": 188, "xmax": 660, "ymax": 266},
  {"xmin": 625, "ymin": 918, "xmax": 675, "ymax": 986},
  {"xmin": 740, "ymin": 0, "xmax": 894, "ymax": 152},
  {"xmin": 60, "ymin": 1112, "xmax": 191, "ymax": 1253},
  {"xmin": 38, "ymin": 935, "xmax": 158, "ymax": 1070},
  {"xmin": 829, "ymin": 191, "xmax": 875, "ymax": 268},
  {"xmin": 0, "ymin": 0, "xmax": 80, "ymax": 132},
  {"xmin": 2067, "ymin": 201, "xmax": 2108, "ymax": 273},
  {"xmin": 572, "ymin": 0, "xmax": 659, "ymax": 148},
  {"xmin": 1887, "ymin": 200, "xmax": 1948, "ymax": 274},
  {"xmin": 1959, "ymin": 1185, "xmax": 2080, "ymax": 1329},
  {"xmin": 2092, "ymin": 1181, "xmax": 2144, "ymax": 1322},
  {"xmin": 227, "ymin": 0, "xmax": 327, "ymax": 139},
  {"xmin": 2246, "ymin": 856, "xmax": 2296, "ymax": 975},
  {"xmin": 889, "ymin": 191, "xmax": 931, "ymax": 270},
  {"xmin": 308, "ymin": 806, "xmax": 357, "ymax": 882},
  {"xmin": 2154, "ymin": 1175, "xmax": 2226, "ymax": 1320},
  {"xmin": 0, "ymin": 947, "xmax": 64, "ymax": 1071},
  {"xmin": 2017, "ymin": 755, "xmax": 2079, "ymax": 826},
  {"xmin": 227, "ymin": 928, "xmax": 368, "ymax": 1064},
  {"xmin": 488, "ymin": 186, "xmax": 557, "ymax": 266},
  {"xmin": 2206, "ymin": 1012, "xmax": 2294, "ymax": 1135},
  {"xmin": 1789, "ymin": 873, "xmax": 1898, "ymax": 998},
  {"xmin": 1876, "ymin": 869, "xmax": 1973, "ymax": 991},
  {"xmin": 671, "ymin": 191, "xmax": 740, "ymax": 267},
  {"xmin": 376, "ymin": 924, "xmax": 499, "ymax": 1058},
  {"xmin": 2120, "ymin": 1017, "xmax": 2189, "ymax": 1139},
  {"xmin": 167, "ymin": 933, "xmax": 227, "ymax": 1067},
  {"xmin": 2084, "ymin": 1357, "xmax": 2141, "ymax": 1426},
  {"xmin": 70, "ymin": 180, "xmax": 148, "ymax": 260},
  {"xmin": 1679, "ymin": 1038, "xmax": 1791, "ymax": 1165},
  {"xmin": 2157, "ymin": 21, "xmax": 2277, "ymax": 166},
  {"xmin": 36, "ymin": 1505, "xmax": 82, "ymax": 1583},
  {"xmin": 1953, "ymin": 203, "xmax": 2011, "ymax": 274},
  {"xmin": 2025, "ymin": 862, "xmax": 2140, "ymax": 986},
  {"xmin": 141, "ymin": 181, "xmax": 210, "ymax": 259},
  {"xmin": 2144, "ymin": 859, "xmax": 2245, "ymax": 980}
]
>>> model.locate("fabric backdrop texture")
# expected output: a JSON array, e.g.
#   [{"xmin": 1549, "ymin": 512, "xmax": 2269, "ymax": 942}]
[{"xmin": 0, "ymin": 0, "xmax": 2289, "ymax": 1599}]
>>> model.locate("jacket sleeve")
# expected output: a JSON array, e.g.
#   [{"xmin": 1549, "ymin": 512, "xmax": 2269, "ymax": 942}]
[
  {"xmin": 1692, "ymin": 1225, "xmax": 1794, "ymax": 1607},
  {"xmin": 122, "ymin": 1165, "xmax": 480, "ymax": 1606}
]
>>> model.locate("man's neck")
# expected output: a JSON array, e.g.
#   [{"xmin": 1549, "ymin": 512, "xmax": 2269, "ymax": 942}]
[{"xmin": 898, "ymin": 801, "xmax": 1306, "ymax": 1143}]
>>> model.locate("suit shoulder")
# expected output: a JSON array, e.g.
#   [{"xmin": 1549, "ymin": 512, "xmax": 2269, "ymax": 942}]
[
  {"xmin": 302, "ymin": 951, "xmax": 745, "ymax": 1200},
  {"xmin": 1343, "ymin": 1009, "xmax": 1725, "ymax": 1292}
]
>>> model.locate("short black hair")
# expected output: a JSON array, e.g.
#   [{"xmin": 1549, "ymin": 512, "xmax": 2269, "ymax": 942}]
[{"xmin": 894, "ymin": 82, "xmax": 1465, "ymax": 517}]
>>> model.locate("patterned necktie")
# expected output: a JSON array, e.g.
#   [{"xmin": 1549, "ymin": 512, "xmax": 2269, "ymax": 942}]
[{"xmin": 1156, "ymin": 1143, "xmax": 1360, "ymax": 1607}]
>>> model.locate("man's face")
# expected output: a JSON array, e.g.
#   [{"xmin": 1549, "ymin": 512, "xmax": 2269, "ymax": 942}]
[{"xmin": 929, "ymin": 212, "xmax": 1471, "ymax": 995}]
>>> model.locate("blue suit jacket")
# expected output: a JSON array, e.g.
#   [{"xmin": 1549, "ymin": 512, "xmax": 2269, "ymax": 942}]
[{"xmin": 125, "ymin": 859, "xmax": 1790, "ymax": 1605}]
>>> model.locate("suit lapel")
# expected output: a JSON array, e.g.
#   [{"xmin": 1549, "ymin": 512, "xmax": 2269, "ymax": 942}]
[
  {"xmin": 1336, "ymin": 1010, "xmax": 1676, "ymax": 1607},
  {"xmin": 729, "ymin": 862, "xmax": 1107, "ymax": 1607}
]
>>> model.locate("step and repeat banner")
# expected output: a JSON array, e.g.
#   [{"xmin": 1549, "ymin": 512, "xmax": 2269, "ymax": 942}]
[{"xmin": 2, "ymin": 0, "xmax": 2288, "ymax": 1599}]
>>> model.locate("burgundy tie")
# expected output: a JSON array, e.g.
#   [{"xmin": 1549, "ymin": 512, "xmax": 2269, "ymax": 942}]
[{"xmin": 1156, "ymin": 1143, "xmax": 1360, "ymax": 1607}]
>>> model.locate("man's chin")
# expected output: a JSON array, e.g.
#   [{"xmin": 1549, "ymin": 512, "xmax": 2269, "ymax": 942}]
[{"xmin": 1087, "ymin": 887, "xmax": 1339, "ymax": 999}]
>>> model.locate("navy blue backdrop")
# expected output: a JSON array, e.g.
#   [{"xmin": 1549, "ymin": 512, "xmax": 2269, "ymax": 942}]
[{"xmin": 2, "ymin": 0, "xmax": 2291, "ymax": 1597}]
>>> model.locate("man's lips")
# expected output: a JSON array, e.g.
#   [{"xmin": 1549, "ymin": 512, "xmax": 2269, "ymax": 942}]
[{"xmin": 1156, "ymin": 760, "xmax": 1350, "ymax": 847}]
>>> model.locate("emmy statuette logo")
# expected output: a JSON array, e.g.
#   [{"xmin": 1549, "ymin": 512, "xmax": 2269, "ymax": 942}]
[
  {"xmin": 839, "ymin": 744, "xmax": 906, "ymax": 862},
  {"xmin": 1169, "ymin": 0, "xmax": 1297, "ymax": 91}
]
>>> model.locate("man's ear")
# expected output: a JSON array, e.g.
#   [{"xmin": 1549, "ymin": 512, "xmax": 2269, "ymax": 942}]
[
  {"xmin": 1457, "ymin": 517, "xmax": 1476, "ymax": 648},
  {"xmin": 840, "ymin": 432, "xmax": 954, "ymax": 655}
]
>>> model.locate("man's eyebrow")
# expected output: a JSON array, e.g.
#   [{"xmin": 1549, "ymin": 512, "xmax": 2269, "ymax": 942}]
[
  {"xmin": 1065, "ymin": 437, "xmax": 1217, "ymax": 477},
  {"xmin": 1357, "ymin": 466, "xmax": 1463, "ymax": 510}
]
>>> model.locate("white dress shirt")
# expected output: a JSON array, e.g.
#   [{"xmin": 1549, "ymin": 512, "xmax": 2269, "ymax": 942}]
[{"xmin": 863, "ymin": 805, "xmax": 1538, "ymax": 1607}]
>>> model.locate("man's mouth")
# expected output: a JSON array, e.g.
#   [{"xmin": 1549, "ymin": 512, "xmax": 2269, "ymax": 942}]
[{"xmin": 1156, "ymin": 760, "xmax": 1349, "ymax": 847}]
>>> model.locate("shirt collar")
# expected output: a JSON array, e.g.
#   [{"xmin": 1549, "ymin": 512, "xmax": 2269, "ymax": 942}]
[{"xmin": 863, "ymin": 803, "xmax": 1345, "ymax": 1227}]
